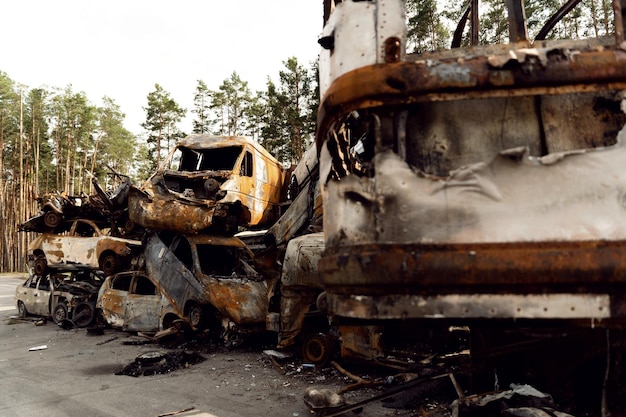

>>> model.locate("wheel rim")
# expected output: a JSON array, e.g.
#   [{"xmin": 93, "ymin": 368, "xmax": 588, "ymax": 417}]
[
  {"xmin": 189, "ymin": 306, "xmax": 203, "ymax": 328},
  {"xmin": 44, "ymin": 211, "xmax": 61, "ymax": 228},
  {"xmin": 53, "ymin": 304, "xmax": 67, "ymax": 323},
  {"xmin": 302, "ymin": 334, "xmax": 335, "ymax": 365},
  {"xmin": 34, "ymin": 257, "xmax": 48, "ymax": 276},
  {"xmin": 100, "ymin": 254, "xmax": 120, "ymax": 275},
  {"xmin": 18, "ymin": 302, "xmax": 26, "ymax": 317}
]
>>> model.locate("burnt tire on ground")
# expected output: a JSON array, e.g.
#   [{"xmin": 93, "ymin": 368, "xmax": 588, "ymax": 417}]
[
  {"xmin": 33, "ymin": 256, "xmax": 48, "ymax": 277},
  {"xmin": 99, "ymin": 252, "xmax": 121, "ymax": 276},
  {"xmin": 17, "ymin": 301, "xmax": 28, "ymax": 318},
  {"xmin": 73, "ymin": 302, "xmax": 95, "ymax": 328},
  {"xmin": 301, "ymin": 333, "xmax": 336, "ymax": 366},
  {"xmin": 52, "ymin": 302, "xmax": 68, "ymax": 324}
]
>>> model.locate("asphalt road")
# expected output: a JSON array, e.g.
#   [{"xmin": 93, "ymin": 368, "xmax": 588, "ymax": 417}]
[
  {"xmin": 0, "ymin": 273, "xmax": 328, "ymax": 417},
  {"xmin": 1, "ymin": 273, "xmax": 417, "ymax": 417}
]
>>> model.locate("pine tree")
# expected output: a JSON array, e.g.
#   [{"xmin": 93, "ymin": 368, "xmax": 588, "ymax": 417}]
[{"xmin": 141, "ymin": 84, "xmax": 186, "ymax": 169}]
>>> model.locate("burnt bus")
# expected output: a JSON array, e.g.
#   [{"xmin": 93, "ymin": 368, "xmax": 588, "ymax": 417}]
[{"xmin": 315, "ymin": 0, "xmax": 626, "ymax": 410}]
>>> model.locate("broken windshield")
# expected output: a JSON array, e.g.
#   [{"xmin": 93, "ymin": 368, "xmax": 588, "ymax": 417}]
[{"xmin": 167, "ymin": 146, "xmax": 243, "ymax": 172}]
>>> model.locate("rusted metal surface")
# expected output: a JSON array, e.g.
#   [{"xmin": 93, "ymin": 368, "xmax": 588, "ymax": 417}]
[
  {"xmin": 316, "ymin": 43, "xmax": 626, "ymax": 149},
  {"xmin": 129, "ymin": 135, "xmax": 285, "ymax": 234},
  {"xmin": 316, "ymin": 0, "xmax": 626, "ymax": 325}
]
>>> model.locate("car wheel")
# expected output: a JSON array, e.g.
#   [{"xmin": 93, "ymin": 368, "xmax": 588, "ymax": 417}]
[
  {"xmin": 99, "ymin": 252, "xmax": 121, "ymax": 276},
  {"xmin": 301, "ymin": 333, "xmax": 336, "ymax": 366},
  {"xmin": 17, "ymin": 301, "xmax": 28, "ymax": 318},
  {"xmin": 44, "ymin": 211, "xmax": 62, "ymax": 229},
  {"xmin": 33, "ymin": 256, "xmax": 48, "ymax": 277},
  {"xmin": 188, "ymin": 304, "xmax": 205, "ymax": 329},
  {"xmin": 52, "ymin": 302, "xmax": 68, "ymax": 324},
  {"xmin": 72, "ymin": 302, "xmax": 95, "ymax": 327}
]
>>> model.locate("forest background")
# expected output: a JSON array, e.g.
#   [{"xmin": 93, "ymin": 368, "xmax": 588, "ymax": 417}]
[{"xmin": 0, "ymin": 0, "xmax": 614, "ymax": 272}]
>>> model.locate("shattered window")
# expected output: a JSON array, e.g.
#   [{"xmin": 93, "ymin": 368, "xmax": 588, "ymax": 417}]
[
  {"xmin": 38, "ymin": 275, "xmax": 50, "ymax": 291},
  {"xmin": 173, "ymin": 237, "xmax": 193, "ymax": 270},
  {"xmin": 241, "ymin": 151, "xmax": 253, "ymax": 177},
  {"xmin": 198, "ymin": 146, "xmax": 242, "ymax": 171},
  {"xmin": 111, "ymin": 274, "xmax": 132, "ymax": 291},
  {"xmin": 29, "ymin": 276, "xmax": 39, "ymax": 289},
  {"xmin": 73, "ymin": 221, "xmax": 97, "ymax": 237},
  {"xmin": 196, "ymin": 244, "xmax": 237, "ymax": 276},
  {"xmin": 179, "ymin": 148, "xmax": 201, "ymax": 171},
  {"xmin": 133, "ymin": 275, "xmax": 157, "ymax": 295}
]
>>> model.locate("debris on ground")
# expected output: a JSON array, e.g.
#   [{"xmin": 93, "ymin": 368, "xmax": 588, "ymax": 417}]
[
  {"xmin": 451, "ymin": 384, "xmax": 575, "ymax": 417},
  {"xmin": 28, "ymin": 345, "xmax": 48, "ymax": 351},
  {"xmin": 116, "ymin": 350, "xmax": 205, "ymax": 377}
]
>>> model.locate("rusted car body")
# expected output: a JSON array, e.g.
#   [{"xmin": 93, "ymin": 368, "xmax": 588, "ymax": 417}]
[
  {"xmin": 143, "ymin": 231, "xmax": 272, "ymax": 342},
  {"xmin": 20, "ymin": 169, "xmax": 133, "ymax": 235},
  {"xmin": 16, "ymin": 268, "xmax": 104, "ymax": 327},
  {"xmin": 315, "ymin": 0, "xmax": 626, "ymax": 407},
  {"xmin": 28, "ymin": 218, "xmax": 142, "ymax": 276},
  {"xmin": 97, "ymin": 271, "xmax": 181, "ymax": 332},
  {"xmin": 266, "ymin": 233, "xmax": 328, "ymax": 354},
  {"xmin": 128, "ymin": 135, "xmax": 285, "ymax": 234}
]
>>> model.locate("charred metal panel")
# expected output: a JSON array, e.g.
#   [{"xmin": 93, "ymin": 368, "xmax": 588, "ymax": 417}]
[
  {"xmin": 316, "ymin": 2, "xmax": 626, "ymax": 323},
  {"xmin": 319, "ymin": 0, "xmax": 406, "ymax": 98},
  {"xmin": 316, "ymin": 45, "xmax": 626, "ymax": 148},
  {"xmin": 123, "ymin": 293, "xmax": 161, "ymax": 332},
  {"xmin": 328, "ymin": 294, "xmax": 611, "ymax": 320},
  {"xmin": 204, "ymin": 278, "xmax": 269, "ymax": 325}
]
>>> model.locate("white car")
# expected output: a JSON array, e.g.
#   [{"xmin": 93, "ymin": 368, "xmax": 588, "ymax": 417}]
[
  {"xmin": 28, "ymin": 218, "xmax": 141, "ymax": 276},
  {"xmin": 15, "ymin": 269, "xmax": 104, "ymax": 326}
]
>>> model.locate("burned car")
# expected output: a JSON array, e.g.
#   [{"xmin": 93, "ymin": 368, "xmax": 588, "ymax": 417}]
[
  {"xmin": 15, "ymin": 268, "xmax": 104, "ymax": 327},
  {"xmin": 97, "ymin": 271, "xmax": 182, "ymax": 332},
  {"xmin": 128, "ymin": 135, "xmax": 285, "ymax": 234},
  {"xmin": 28, "ymin": 218, "xmax": 142, "ymax": 276},
  {"xmin": 20, "ymin": 168, "xmax": 133, "ymax": 236},
  {"xmin": 143, "ymin": 231, "xmax": 272, "ymax": 343}
]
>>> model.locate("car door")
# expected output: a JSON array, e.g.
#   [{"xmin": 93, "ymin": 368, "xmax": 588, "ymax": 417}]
[
  {"xmin": 99, "ymin": 273, "xmax": 132, "ymax": 328},
  {"xmin": 148, "ymin": 234, "xmax": 203, "ymax": 311},
  {"xmin": 16, "ymin": 276, "xmax": 38, "ymax": 314},
  {"xmin": 32, "ymin": 274, "xmax": 52, "ymax": 316},
  {"xmin": 123, "ymin": 274, "xmax": 161, "ymax": 332}
]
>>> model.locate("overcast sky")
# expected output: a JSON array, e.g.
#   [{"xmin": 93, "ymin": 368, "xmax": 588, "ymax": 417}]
[{"xmin": 1, "ymin": 1, "xmax": 323, "ymax": 135}]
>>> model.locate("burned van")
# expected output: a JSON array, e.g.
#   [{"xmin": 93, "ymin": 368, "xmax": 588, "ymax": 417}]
[{"xmin": 129, "ymin": 135, "xmax": 285, "ymax": 234}]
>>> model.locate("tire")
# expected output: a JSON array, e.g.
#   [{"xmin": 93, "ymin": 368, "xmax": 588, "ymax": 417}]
[
  {"xmin": 33, "ymin": 256, "xmax": 48, "ymax": 277},
  {"xmin": 52, "ymin": 302, "xmax": 68, "ymax": 324},
  {"xmin": 72, "ymin": 302, "xmax": 95, "ymax": 327},
  {"xmin": 301, "ymin": 333, "xmax": 336, "ymax": 366},
  {"xmin": 44, "ymin": 211, "xmax": 62, "ymax": 229},
  {"xmin": 17, "ymin": 301, "xmax": 28, "ymax": 318},
  {"xmin": 99, "ymin": 252, "xmax": 121, "ymax": 276},
  {"xmin": 188, "ymin": 304, "xmax": 205, "ymax": 329}
]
